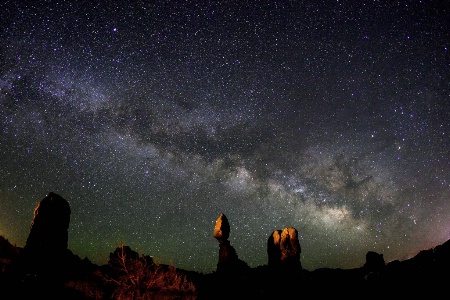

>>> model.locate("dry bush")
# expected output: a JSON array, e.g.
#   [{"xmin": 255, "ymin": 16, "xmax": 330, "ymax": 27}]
[
  {"xmin": 102, "ymin": 244, "xmax": 197, "ymax": 300},
  {"xmin": 65, "ymin": 276, "xmax": 105, "ymax": 300}
]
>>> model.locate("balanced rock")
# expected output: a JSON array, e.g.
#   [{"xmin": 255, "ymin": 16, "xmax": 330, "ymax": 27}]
[
  {"xmin": 213, "ymin": 213, "xmax": 230, "ymax": 242},
  {"xmin": 213, "ymin": 213, "xmax": 249, "ymax": 274}
]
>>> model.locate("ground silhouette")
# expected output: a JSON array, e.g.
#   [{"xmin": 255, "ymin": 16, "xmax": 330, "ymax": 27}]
[{"xmin": 1, "ymin": 192, "xmax": 449, "ymax": 299}]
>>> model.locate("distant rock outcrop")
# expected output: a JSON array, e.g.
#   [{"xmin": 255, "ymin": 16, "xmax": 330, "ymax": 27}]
[
  {"xmin": 364, "ymin": 251, "xmax": 385, "ymax": 273},
  {"xmin": 363, "ymin": 251, "xmax": 385, "ymax": 282},
  {"xmin": 15, "ymin": 192, "xmax": 72, "ymax": 297},
  {"xmin": 25, "ymin": 192, "xmax": 71, "ymax": 253},
  {"xmin": 267, "ymin": 227, "xmax": 302, "ymax": 270}
]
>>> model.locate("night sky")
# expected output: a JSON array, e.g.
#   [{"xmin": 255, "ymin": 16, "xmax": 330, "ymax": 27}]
[{"xmin": 1, "ymin": 0, "xmax": 449, "ymax": 274}]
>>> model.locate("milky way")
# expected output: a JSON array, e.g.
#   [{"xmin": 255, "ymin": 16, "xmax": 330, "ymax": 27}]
[{"xmin": 1, "ymin": 1, "xmax": 449, "ymax": 273}]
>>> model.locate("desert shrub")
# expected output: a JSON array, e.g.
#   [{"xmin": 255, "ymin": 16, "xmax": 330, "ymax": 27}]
[
  {"xmin": 65, "ymin": 275, "xmax": 105, "ymax": 300},
  {"xmin": 102, "ymin": 244, "xmax": 197, "ymax": 300}
]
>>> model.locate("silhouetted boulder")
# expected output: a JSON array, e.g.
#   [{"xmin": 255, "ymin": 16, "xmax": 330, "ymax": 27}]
[
  {"xmin": 25, "ymin": 191, "xmax": 71, "ymax": 252},
  {"xmin": 267, "ymin": 227, "xmax": 302, "ymax": 270},
  {"xmin": 13, "ymin": 192, "xmax": 72, "ymax": 298},
  {"xmin": 364, "ymin": 251, "xmax": 385, "ymax": 273},
  {"xmin": 363, "ymin": 251, "xmax": 385, "ymax": 283}
]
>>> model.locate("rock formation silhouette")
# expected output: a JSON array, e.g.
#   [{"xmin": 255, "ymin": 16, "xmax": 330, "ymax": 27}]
[
  {"xmin": 363, "ymin": 250, "xmax": 385, "ymax": 282},
  {"xmin": 260, "ymin": 227, "xmax": 303, "ymax": 298},
  {"xmin": 211, "ymin": 213, "xmax": 251, "ymax": 298},
  {"xmin": 25, "ymin": 192, "xmax": 71, "ymax": 252},
  {"xmin": 14, "ymin": 192, "xmax": 73, "ymax": 298},
  {"xmin": 1, "ymin": 197, "xmax": 450, "ymax": 298},
  {"xmin": 267, "ymin": 227, "xmax": 302, "ymax": 271},
  {"xmin": 213, "ymin": 213, "xmax": 249, "ymax": 273}
]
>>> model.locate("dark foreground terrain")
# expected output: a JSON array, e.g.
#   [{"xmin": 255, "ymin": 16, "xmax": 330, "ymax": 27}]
[
  {"xmin": 1, "ymin": 192, "xmax": 449, "ymax": 299},
  {"xmin": 1, "ymin": 235, "xmax": 450, "ymax": 299}
]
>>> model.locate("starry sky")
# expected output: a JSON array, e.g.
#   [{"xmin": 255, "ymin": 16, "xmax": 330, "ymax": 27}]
[{"xmin": 0, "ymin": 0, "xmax": 449, "ymax": 274}]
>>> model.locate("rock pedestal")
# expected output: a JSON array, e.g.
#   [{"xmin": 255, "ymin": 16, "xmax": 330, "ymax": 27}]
[{"xmin": 213, "ymin": 213, "xmax": 249, "ymax": 274}]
